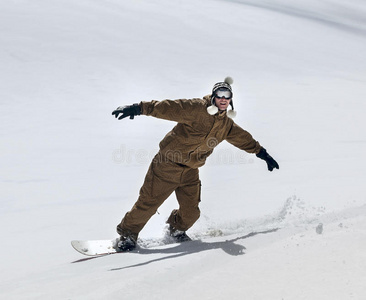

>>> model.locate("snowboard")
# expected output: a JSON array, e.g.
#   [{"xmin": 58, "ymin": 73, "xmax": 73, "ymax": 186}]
[
  {"xmin": 71, "ymin": 239, "xmax": 119, "ymax": 256},
  {"xmin": 71, "ymin": 234, "xmax": 192, "ymax": 256}
]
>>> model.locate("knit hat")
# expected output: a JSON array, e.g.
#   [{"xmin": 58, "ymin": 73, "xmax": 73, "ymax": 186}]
[{"xmin": 207, "ymin": 76, "xmax": 236, "ymax": 118}]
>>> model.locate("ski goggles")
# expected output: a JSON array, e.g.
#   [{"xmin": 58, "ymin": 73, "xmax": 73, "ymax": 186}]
[{"xmin": 215, "ymin": 89, "xmax": 232, "ymax": 99}]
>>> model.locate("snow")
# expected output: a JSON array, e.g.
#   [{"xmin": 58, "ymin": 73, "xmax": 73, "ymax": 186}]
[{"xmin": 1, "ymin": 0, "xmax": 366, "ymax": 299}]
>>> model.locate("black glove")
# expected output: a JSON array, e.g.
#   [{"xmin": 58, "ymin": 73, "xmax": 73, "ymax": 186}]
[
  {"xmin": 256, "ymin": 147, "xmax": 279, "ymax": 171},
  {"xmin": 112, "ymin": 103, "xmax": 141, "ymax": 120}
]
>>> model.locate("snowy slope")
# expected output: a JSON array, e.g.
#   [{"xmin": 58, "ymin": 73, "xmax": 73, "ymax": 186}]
[{"xmin": 1, "ymin": 0, "xmax": 366, "ymax": 299}]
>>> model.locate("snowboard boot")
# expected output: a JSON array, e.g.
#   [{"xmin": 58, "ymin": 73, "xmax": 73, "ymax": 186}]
[
  {"xmin": 169, "ymin": 225, "xmax": 192, "ymax": 243},
  {"xmin": 116, "ymin": 235, "xmax": 137, "ymax": 252},
  {"xmin": 116, "ymin": 226, "xmax": 138, "ymax": 252}
]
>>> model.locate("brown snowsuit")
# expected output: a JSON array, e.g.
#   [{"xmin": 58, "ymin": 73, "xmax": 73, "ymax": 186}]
[{"xmin": 116, "ymin": 96, "xmax": 261, "ymax": 240}]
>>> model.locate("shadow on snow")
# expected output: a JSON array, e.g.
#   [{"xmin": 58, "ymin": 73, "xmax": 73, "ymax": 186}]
[{"xmin": 109, "ymin": 228, "xmax": 279, "ymax": 271}]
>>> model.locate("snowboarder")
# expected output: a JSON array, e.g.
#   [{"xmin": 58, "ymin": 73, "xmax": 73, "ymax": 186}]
[{"xmin": 112, "ymin": 77, "xmax": 279, "ymax": 251}]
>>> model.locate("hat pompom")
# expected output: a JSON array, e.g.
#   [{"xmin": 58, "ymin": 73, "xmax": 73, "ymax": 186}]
[
  {"xmin": 207, "ymin": 105, "xmax": 218, "ymax": 115},
  {"xmin": 224, "ymin": 76, "xmax": 234, "ymax": 85},
  {"xmin": 227, "ymin": 109, "xmax": 237, "ymax": 119}
]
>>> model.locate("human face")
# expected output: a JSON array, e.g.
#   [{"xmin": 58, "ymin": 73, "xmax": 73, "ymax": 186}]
[{"xmin": 214, "ymin": 96, "xmax": 231, "ymax": 111}]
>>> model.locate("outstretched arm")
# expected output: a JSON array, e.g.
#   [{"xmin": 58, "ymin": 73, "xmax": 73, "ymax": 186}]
[
  {"xmin": 140, "ymin": 99, "xmax": 203, "ymax": 123},
  {"xmin": 226, "ymin": 122, "xmax": 261, "ymax": 154},
  {"xmin": 112, "ymin": 99, "xmax": 204, "ymax": 123},
  {"xmin": 226, "ymin": 123, "xmax": 279, "ymax": 172}
]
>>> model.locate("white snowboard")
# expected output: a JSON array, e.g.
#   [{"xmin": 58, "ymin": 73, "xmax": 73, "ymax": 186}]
[{"xmin": 71, "ymin": 239, "xmax": 118, "ymax": 256}]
